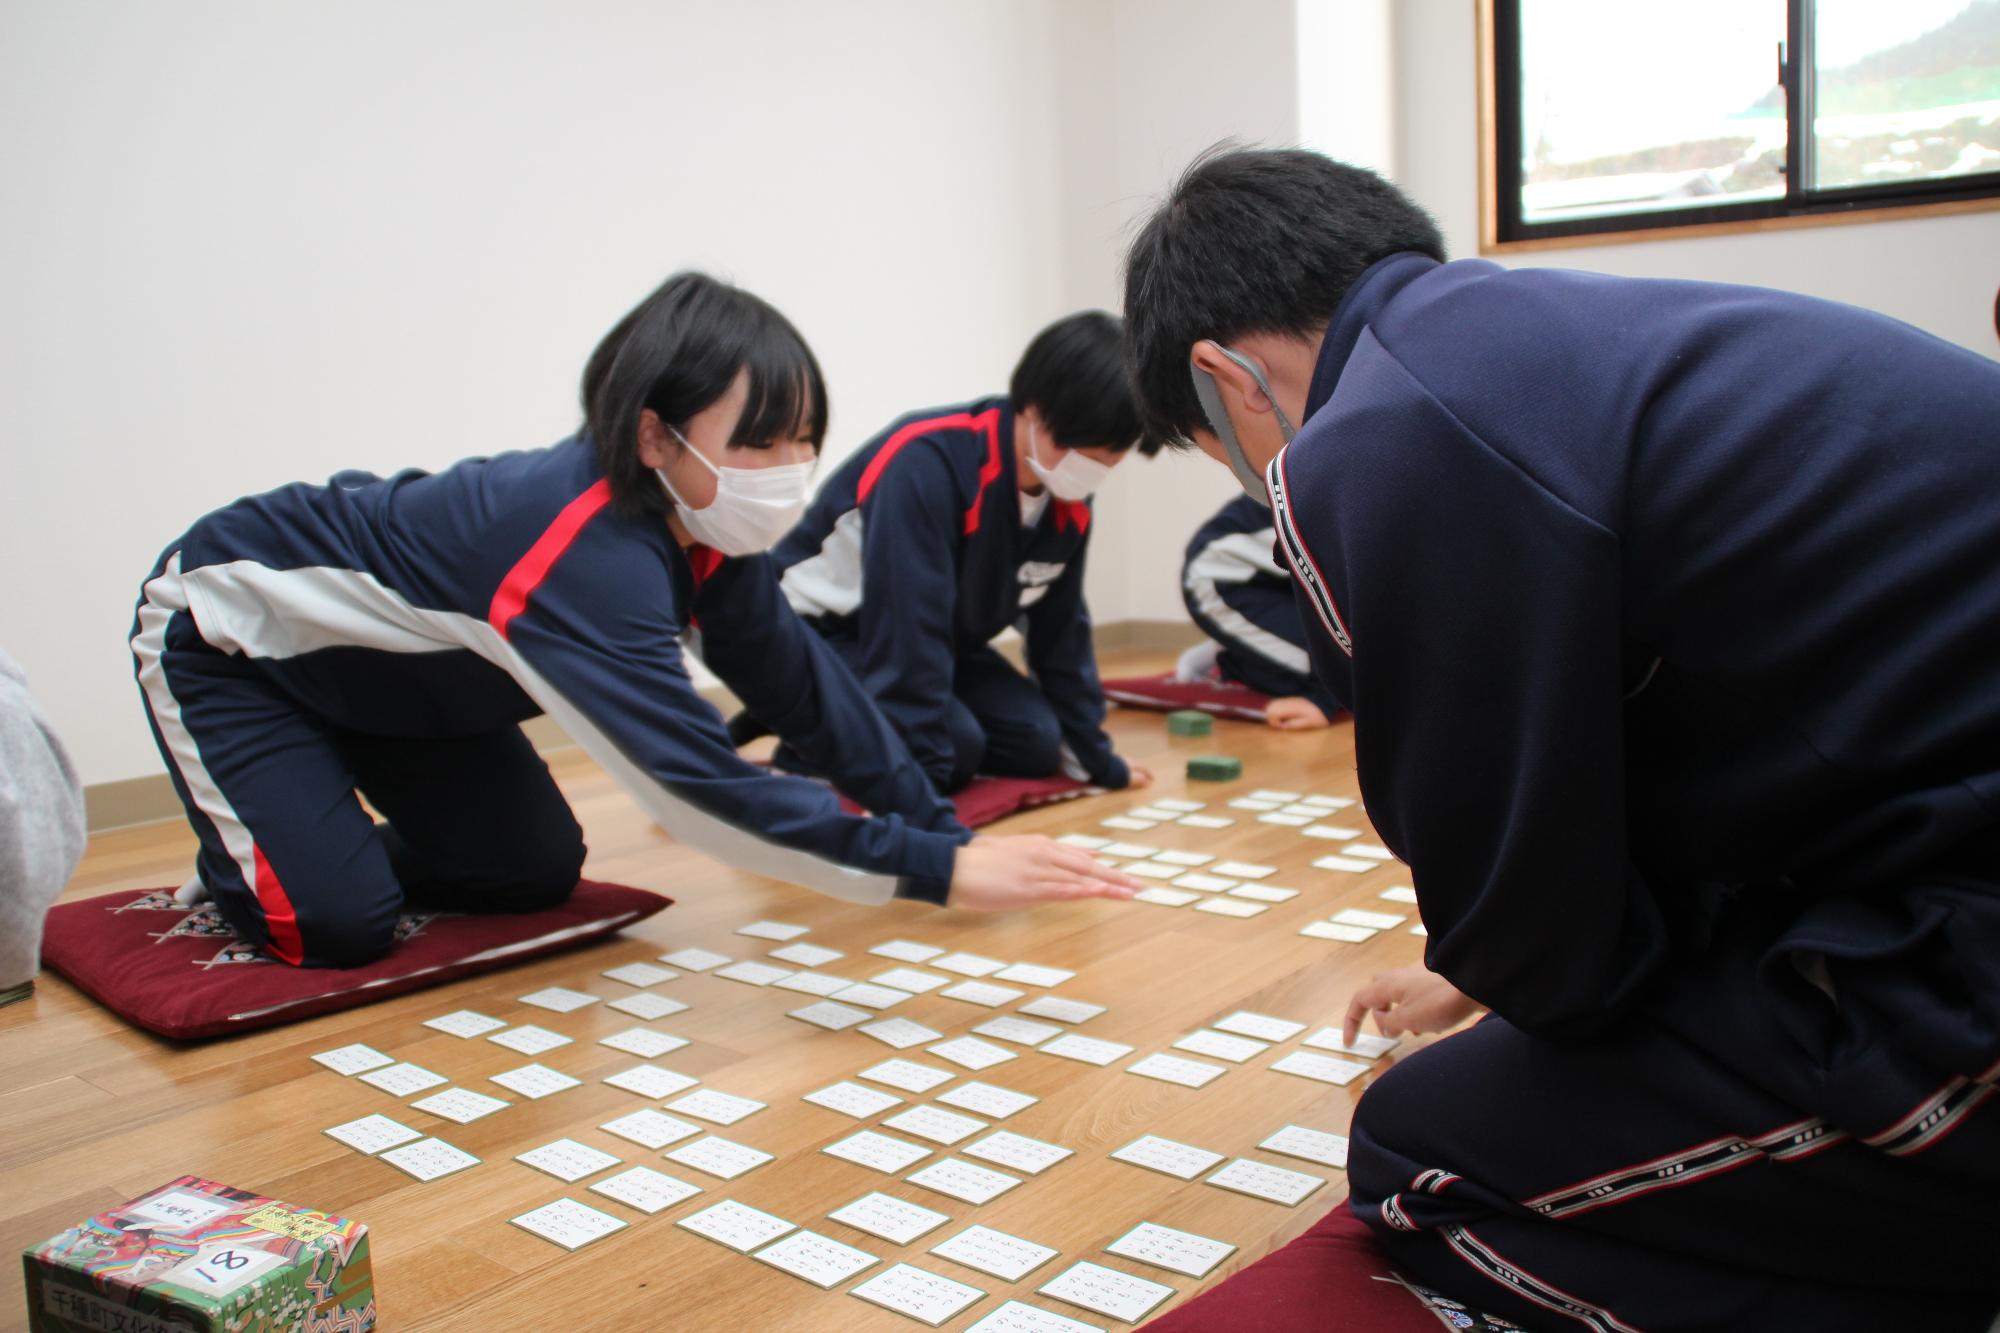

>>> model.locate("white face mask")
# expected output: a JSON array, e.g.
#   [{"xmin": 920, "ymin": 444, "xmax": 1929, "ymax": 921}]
[
  {"xmin": 1024, "ymin": 423, "xmax": 1112, "ymax": 502},
  {"xmin": 654, "ymin": 425, "xmax": 814, "ymax": 557}
]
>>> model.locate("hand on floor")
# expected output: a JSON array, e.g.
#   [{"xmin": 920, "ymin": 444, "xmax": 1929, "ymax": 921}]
[
  {"xmin": 1122, "ymin": 761, "xmax": 1154, "ymax": 790},
  {"xmin": 1342, "ymin": 964, "xmax": 1482, "ymax": 1046},
  {"xmin": 948, "ymin": 835, "xmax": 1143, "ymax": 911},
  {"xmin": 1265, "ymin": 697, "xmax": 1332, "ymax": 730}
]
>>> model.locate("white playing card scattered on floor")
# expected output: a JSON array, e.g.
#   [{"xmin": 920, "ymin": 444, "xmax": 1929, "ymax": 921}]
[
  {"xmin": 359, "ymin": 1062, "xmax": 448, "ymax": 1096},
  {"xmin": 1151, "ymin": 798, "xmax": 1206, "ymax": 813},
  {"xmin": 1099, "ymin": 842, "xmax": 1158, "ymax": 858},
  {"xmin": 1105, "ymin": 1222, "xmax": 1235, "ymax": 1279},
  {"xmin": 1100, "ymin": 816, "xmax": 1156, "ymax": 831},
  {"xmin": 324, "ymin": 1114, "xmax": 421, "ymax": 1154},
  {"xmin": 737, "ymin": 920, "xmax": 811, "ymax": 941},
  {"xmin": 1168, "ymin": 872, "xmax": 1236, "ymax": 891},
  {"xmin": 1270, "ymin": 1051, "xmax": 1371, "ymax": 1086},
  {"xmin": 600, "ymin": 1108, "xmax": 701, "ymax": 1150},
  {"xmin": 715, "ymin": 960, "xmax": 793, "ymax": 987},
  {"xmin": 1038, "ymin": 1262, "xmax": 1175, "ymax": 1324},
  {"xmin": 1039, "ymin": 1033, "xmax": 1132, "ymax": 1066},
  {"xmin": 936, "ymin": 1081, "xmax": 1037, "ymax": 1118},
  {"xmin": 1228, "ymin": 797, "xmax": 1283, "ymax": 811},
  {"xmin": 1174, "ymin": 1029, "xmax": 1269, "ymax": 1063},
  {"xmin": 872, "ymin": 939, "xmax": 946, "ymax": 963},
  {"xmin": 834, "ymin": 982, "xmax": 914, "ymax": 1010},
  {"xmin": 1250, "ymin": 789, "xmax": 1302, "ymax": 801},
  {"xmin": 607, "ymin": 992, "xmax": 689, "ymax": 1021},
  {"xmin": 677, "ymin": 1199, "xmax": 794, "ymax": 1252},
  {"xmin": 1302, "ymin": 794, "xmax": 1354, "ymax": 808},
  {"xmin": 423, "ymin": 1010, "xmax": 506, "ymax": 1039},
  {"xmin": 599, "ymin": 1027, "xmax": 689, "ymax": 1059},
  {"xmin": 770, "ymin": 942, "xmax": 844, "ymax": 967},
  {"xmin": 1126, "ymin": 1052, "xmax": 1227, "ymax": 1088},
  {"xmin": 1331, "ymin": 908, "xmax": 1407, "ymax": 929},
  {"xmin": 790, "ymin": 1000, "xmax": 873, "ymax": 1031},
  {"xmin": 1148, "ymin": 849, "xmax": 1212, "ymax": 868},
  {"xmin": 602, "ymin": 961, "xmax": 677, "ymax": 988},
  {"xmin": 666, "ymin": 1136, "xmax": 773, "ymax": 1180},
  {"xmin": 805, "ymin": 1081, "xmax": 904, "ymax": 1118},
  {"xmin": 603, "ymin": 1064, "xmax": 700, "ymax": 1099},
  {"xmin": 927, "ymin": 1037, "xmax": 1018, "ymax": 1072},
  {"xmin": 1378, "ymin": 885, "xmax": 1420, "ymax": 903},
  {"xmin": 1259, "ymin": 1124, "xmax": 1350, "ymax": 1168},
  {"xmin": 1229, "ymin": 883, "xmax": 1298, "ymax": 903},
  {"xmin": 1109, "ymin": 1135, "xmax": 1226, "ymax": 1181},
  {"xmin": 1213, "ymin": 1011, "xmax": 1306, "ymax": 1041},
  {"xmin": 510, "ymin": 1198, "xmax": 626, "ymax": 1251},
  {"xmin": 851, "ymin": 1262, "xmax": 988, "ymax": 1327},
  {"xmin": 1277, "ymin": 803, "xmax": 1322, "ymax": 816},
  {"xmin": 774, "ymin": 971, "xmax": 851, "ymax": 997},
  {"xmin": 1205, "ymin": 1157, "xmax": 1328, "ymax": 1206},
  {"xmin": 1134, "ymin": 887, "xmax": 1201, "ymax": 907},
  {"xmin": 962, "ymin": 1131, "xmax": 1071, "ymax": 1175},
  {"xmin": 1299, "ymin": 921, "xmax": 1377, "ymax": 943},
  {"xmin": 1123, "ymin": 862, "xmax": 1182, "ymax": 881},
  {"xmin": 1346, "ymin": 844, "xmax": 1395, "ymax": 861},
  {"xmin": 589, "ymin": 1165, "xmax": 703, "ymax": 1214},
  {"xmin": 861, "ymin": 1017, "xmax": 944, "ymax": 1049},
  {"xmin": 659, "ymin": 947, "xmax": 731, "ymax": 971},
  {"xmin": 1313, "ymin": 855, "xmax": 1376, "ymax": 872},
  {"xmin": 311, "ymin": 1044, "xmax": 392, "ymax": 1076},
  {"xmin": 1258, "ymin": 812, "xmax": 1313, "ymax": 827},
  {"xmin": 1211, "ymin": 860, "xmax": 1276, "ymax": 879},
  {"xmin": 1126, "ymin": 806, "xmax": 1180, "ymax": 822},
  {"xmin": 1196, "ymin": 898, "xmax": 1267, "ymax": 918},
  {"xmin": 1019, "ymin": 996, "xmax": 1105, "ymax": 1023},
  {"xmin": 753, "ymin": 1228, "xmax": 880, "ymax": 1288},
  {"xmin": 992, "ymin": 962, "xmax": 1075, "ymax": 987},
  {"xmin": 491, "ymin": 1064, "xmax": 581, "ymax": 1100},
  {"xmin": 667, "ymin": 1089, "xmax": 765, "ymax": 1125},
  {"xmin": 518, "ymin": 986, "xmax": 599, "ymax": 1012},
  {"xmin": 1056, "ymin": 834, "xmax": 1112, "ymax": 849},
  {"xmin": 831, "ymin": 1193, "xmax": 951, "ymax": 1246},
  {"xmin": 1176, "ymin": 814, "xmax": 1234, "ymax": 829},
  {"xmin": 859, "ymin": 1058, "xmax": 956, "ymax": 1093},
  {"xmin": 1411, "ymin": 923, "xmax": 1429, "ymax": 936},
  {"xmin": 871, "ymin": 967, "xmax": 950, "ymax": 994},
  {"xmin": 1302, "ymin": 824, "xmax": 1360, "ymax": 841},
  {"xmin": 932, "ymin": 1224, "xmax": 1060, "ymax": 1281},
  {"xmin": 907, "ymin": 1157, "xmax": 1021, "ymax": 1205},
  {"xmin": 966, "ymin": 1300, "xmax": 1106, "ymax": 1332},
  {"xmin": 1303, "ymin": 1027, "xmax": 1402, "ymax": 1059},
  {"xmin": 515, "ymin": 1138, "xmax": 622, "ymax": 1183},
  {"xmin": 410, "ymin": 1087, "xmax": 509, "ymax": 1124},
  {"xmin": 973, "ymin": 1015, "xmax": 1062, "ymax": 1047},
  {"xmin": 941, "ymin": 981, "xmax": 1025, "ymax": 1008},
  {"xmin": 824, "ymin": 1130, "xmax": 933, "ymax": 1173},
  {"xmin": 379, "ymin": 1137, "xmax": 480, "ymax": 1181},
  {"xmin": 488, "ymin": 1024, "xmax": 573, "ymax": 1054},
  {"xmin": 885, "ymin": 1104, "xmax": 988, "ymax": 1146}
]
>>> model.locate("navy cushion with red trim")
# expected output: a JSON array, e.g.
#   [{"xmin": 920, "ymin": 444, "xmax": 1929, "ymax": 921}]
[
  {"xmin": 837, "ymin": 774, "xmax": 1096, "ymax": 828},
  {"xmin": 39, "ymin": 880, "xmax": 670, "ymax": 1042},
  {"xmin": 1103, "ymin": 671, "xmax": 1273, "ymax": 723}
]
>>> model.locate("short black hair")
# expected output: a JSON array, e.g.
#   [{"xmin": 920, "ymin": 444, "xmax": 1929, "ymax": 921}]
[
  {"xmin": 1009, "ymin": 310, "xmax": 1158, "ymax": 457},
  {"xmin": 581, "ymin": 271, "xmax": 828, "ymax": 515},
  {"xmin": 1123, "ymin": 143, "xmax": 1446, "ymax": 447}
]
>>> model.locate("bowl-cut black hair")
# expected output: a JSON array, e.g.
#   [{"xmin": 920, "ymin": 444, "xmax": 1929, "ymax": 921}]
[{"xmin": 1010, "ymin": 310, "xmax": 1159, "ymax": 456}]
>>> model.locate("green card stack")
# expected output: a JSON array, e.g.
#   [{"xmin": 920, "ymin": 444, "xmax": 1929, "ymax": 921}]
[
  {"xmin": 1166, "ymin": 710, "xmax": 1213, "ymax": 737},
  {"xmin": 1186, "ymin": 755, "xmax": 1242, "ymax": 781}
]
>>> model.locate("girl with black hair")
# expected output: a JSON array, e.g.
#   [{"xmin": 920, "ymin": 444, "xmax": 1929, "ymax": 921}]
[{"xmin": 129, "ymin": 273, "xmax": 1137, "ymax": 969}]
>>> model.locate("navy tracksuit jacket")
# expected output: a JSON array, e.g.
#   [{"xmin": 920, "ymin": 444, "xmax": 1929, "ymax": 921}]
[{"xmin": 1181, "ymin": 493, "xmax": 1338, "ymax": 712}]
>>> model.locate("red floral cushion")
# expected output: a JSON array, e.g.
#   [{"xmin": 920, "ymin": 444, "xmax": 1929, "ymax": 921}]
[{"xmin": 1103, "ymin": 672, "xmax": 1273, "ymax": 722}]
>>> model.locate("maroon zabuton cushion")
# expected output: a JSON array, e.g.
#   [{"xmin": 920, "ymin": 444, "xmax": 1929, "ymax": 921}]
[
  {"xmin": 1103, "ymin": 671, "xmax": 1272, "ymax": 722},
  {"xmin": 40, "ymin": 880, "xmax": 671, "ymax": 1041},
  {"xmin": 838, "ymin": 774, "xmax": 1096, "ymax": 828}
]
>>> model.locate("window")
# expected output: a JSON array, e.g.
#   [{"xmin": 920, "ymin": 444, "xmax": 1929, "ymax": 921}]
[{"xmin": 1484, "ymin": 0, "xmax": 2000, "ymax": 245}]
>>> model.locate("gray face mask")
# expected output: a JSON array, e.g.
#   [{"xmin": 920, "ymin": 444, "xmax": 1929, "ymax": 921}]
[{"xmin": 1190, "ymin": 346, "xmax": 1297, "ymax": 508}]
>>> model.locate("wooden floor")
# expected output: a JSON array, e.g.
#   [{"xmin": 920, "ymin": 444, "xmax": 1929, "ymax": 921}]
[{"xmin": 0, "ymin": 650, "xmax": 1433, "ymax": 1332}]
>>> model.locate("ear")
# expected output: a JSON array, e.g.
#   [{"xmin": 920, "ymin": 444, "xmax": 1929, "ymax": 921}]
[
  {"xmin": 635, "ymin": 409, "xmax": 675, "ymax": 470},
  {"xmin": 1189, "ymin": 341, "xmax": 1275, "ymax": 416}
]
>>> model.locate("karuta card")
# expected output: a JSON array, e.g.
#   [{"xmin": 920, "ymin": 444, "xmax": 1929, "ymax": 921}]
[
  {"xmin": 941, "ymin": 981, "xmax": 1025, "ymax": 1008},
  {"xmin": 824, "ymin": 1129, "xmax": 933, "ymax": 1173},
  {"xmin": 515, "ymin": 1138, "xmax": 623, "ymax": 1183},
  {"xmin": 1098, "ymin": 842, "xmax": 1158, "ymax": 859},
  {"xmin": 323, "ymin": 1114, "xmax": 421, "ymax": 1155},
  {"xmin": 1039, "ymin": 1033, "xmax": 1131, "ymax": 1066},
  {"xmin": 603, "ymin": 1063, "xmax": 700, "ymax": 1099},
  {"xmin": 600, "ymin": 1108, "xmax": 701, "ymax": 1150},
  {"xmin": 602, "ymin": 961, "xmax": 677, "ymax": 988},
  {"xmin": 1229, "ymin": 883, "xmax": 1298, "ymax": 903},
  {"xmin": 835, "ymin": 982, "xmax": 914, "ymax": 1010},
  {"xmin": 871, "ymin": 939, "xmax": 946, "ymax": 963},
  {"xmin": 518, "ymin": 985, "xmax": 599, "ymax": 1013},
  {"xmin": 961, "ymin": 1131, "xmax": 1071, "ymax": 1175},
  {"xmin": 929, "ymin": 1036, "xmax": 1018, "ymax": 1070},
  {"xmin": 1195, "ymin": 898, "xmax": 1266, "ymax": 918},
  {"xmin": 907, "ymin": 1157, "xmax": 1021, "ymax": 1205},
  {"xmin": 1299, "ymin": 921, "xmax": 1376, "ymax": 942},
  {"xmin": 410, "ymin": 1087, "xmax": 509, "ymax": 1124},
  {"xmin": 1302, "ymin": 824, "xmax": 1361, "ymax": 841},
  {"xmin": 753, "ymin": 1228, "xmax": 880, "ymax": 1289},
  {"xmin": 774, "ymin": 971, "xmax": 851, "ymax": 997},
  {"xmin": 1151, "ymin": 798, "xmax": 1206, "ymax": 813},
  {"xmin": 871, "ymin": 967, "xmax": 951, "ymax": 994},
  {"xmin": 861, "ymin": 1018, "xmax": 945, "ymax": 1049},
  {"xmin": 1378, "ymin": 884, "xmax": 1420, "ymax": 903},
  {"xmin": 1248, "ymin": 789, "xmax": 1302, "ymax": 802},
  {"xmin": 1099, "ymin": 816, "xmax": 1156, "ymax": 831},
  {"xmin": 1168, "ymin": 872, "xmax": 1236, "ymax": 892},
  {"xmin": 1411, "ymin": 923, "xmax": 1429, "ymax": 936},
  {"xmin": 659, "ymin": 947, "xmax": 731, "ymax": 971},
  {"xmin": 715, "ymin": 960, "xmax": 793, "ymax": 987},
  {"xmin": 736, "ymin": 920, "xmax": 810, "ymax": 941},
  {"xmin": 1211, "ymin": 860, "xmax": 1276, "ymax": 879},
  {"xmin": 829, "ymin": 1191, "xmax": 951, "ymax": 1245},
  {"xmin": 379, "ymin": 1137, "xmax": 479, "ymax": 1181},
  {"xmin": 994, "ymin": 962, "xmax": 1075, "ymax": 987},
  {"xmin": 1176, "ymin": 814, "xmax": 1234, "ymax": 829},
  {"xmin": 932, "ymin": 1224, "xmax": 1060, "ymax": 1281},
  {"xmin": 1303, "ymin": 1027, "xmax": 1402, "ymax": 1059},
  {"xmin": 589, "ymin": 1165, "xmax": 703, "ymax": 1214},
  {"xmin": 858, "ymin": 1058, "xmax": 955, "ymax": 1093},
  {"xmin": 790, "ymin": 1000, "xmax": 873, "ymax": 1031},
  {"xmin": 1055, "ymin": 833, "xmax": 1112, "ymax": 849},
  {"xmin": 805, "ymin": 1080, "xmax": 904, "ymax": 1117},
  {"xmin": 666, "ymin": 1088, "xmax": 765, "ymax": 1125},
  {"xmin": 1148, "ymin": 849, "xmax": 1212, "ymax": 867},
  {"xmin": 936, "ymin": 1081, "xmax": 1037, "ymax": 1119},
  {"xmin": 598, "ymin": 1027, "xmax": 689, "ymax": 1059},
  {"xmin": 933, "ymin": 951, "xmax": 1007, "ymax": 977},
  {"xmin": 510, "ymin": 1198, "xmax": 626, "ymax": 1251},
  {"xmin": 1105, "ymin": 1222, "xmax": 1235, "ymax": 1279},
  {"xmin": 491, "ymin": 1063, "xmax": 582, "ymax": 1100},
  {"xmin": 966, "ymin": 1300, "xmax": 1107, "ymax": 1332},
  {"xmin": 1133, "ymin": 887, "xmax": 1200, "ymax": 907},
  {"xmin": 1331, "ymin": 908, "xmax": 1408, "ymax": 930},
  {"xmin": 1212, "ymin": 1010, "xmax": 1306, "ymax": 1041},
  {"xmin": 488, "ymin": 1023, "xmax": 573, "ymax": 1054},
  {"xmin": 1110, "ymin": 1135, "xmax": 1224, "ymax": 1181},
  {"xmin": 422, "ymin": 1009, "xmax": 505, "ymax": 1039},
  {"xmin": 359, "ymin": 1062, "xmax": 448, "ymax": 1096},
  {"xmin": 1301, "ymin": 794, "xmax": 1354, "ymax": 808},
  {"xmin": 677, "ymin": 1199, "xmax": 794, "ymax": 1252},
  {"xmin": 1125, "ymin": 806, "xmax": 1180, "ymax": 822},
  {"xmin": 1205, "ymin": 1157, "xmax": 1328, "ymax": 1206},
  {"xmin": 770, "ymin": 941, "xmax": 844, "ymax": 967},
  {"xmin": 666, "ymin": 1136, "xmax": 773, "ymax": 1180},
  {"xmin": 1173, "ymin": 1029, "xmax": 1269, "ymax": 1063},
  {"xmin": 311, "ymin": 1044, "xmax": 392, "ymax": 1076},
  {"xmin": 973, "ymin": 1015, "xmax": 1062, "ymax": 1047},
  {"xmin": 1227, "ymin": 797, "xmax": 1282, "ymax": 811},
  {"xmin": 1019, "ymin": 996, "xmax": 1105, "ymax": 1024},
  {"xmin": 1123, "ymin": 861, "xmax": 1182, "ymax": 881},
  {"xmin": 607, "ymin": 992, "xmax": 689, "ymax": 1021},
  {"xmin": 1258, "ymin": 1124, "xmax": 1350, "ymax": 1168},
  {"xmin": 1269, "ymin": 1051, "xmax": 1370, "ymax": 1086},
  {"xmin": 851, "ymin": 1262, "xmax": 987, "ymax": 1327},
  {"xmin": 1313, "ymin": 855, "xmax": 1376, "ymax": 872},
  {"xmin": 884, "ymin": 1104, "xmax": 988, "ymax": 1145},
  {"xmin": 1347, "ymin": 844, "xmax": 1396, "ymax": 861},
  {"xmin": 1125, "ymin": 1052, "xmax": 1226, "ymax": 1088},
  {"xmin": 1037, "ymin": 1262, "xmax": 1175, "ymax": 1324}
]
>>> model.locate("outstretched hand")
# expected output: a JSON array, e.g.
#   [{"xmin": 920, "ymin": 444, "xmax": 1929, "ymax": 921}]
[
  {"xmin": 948, "ymin": 835, "xmax": 1144, "ymax": 911},
  {"xmin": 1342, "ymin": 964, "xmax": 1483, "ymax": 1047},
  {"xmin": 1265, "ymin": 696, "xmax": 1332, "ymax": 731}
]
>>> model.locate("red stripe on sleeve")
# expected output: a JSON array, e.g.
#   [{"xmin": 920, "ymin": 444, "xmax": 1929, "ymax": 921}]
[
  {"xmin": 487, "ymin": 479, "xmax": 615, "ymax": 639},
  {"xmin": 251, "ymin": 842, "xmax": 305, "ymax": 965},
  {"xmin": 853, "ymin": 409, "xmax": 1007, "ymax": 530},
  {"xmin": 961, "ymin": 409, "xmax": 1005, "ymax": 536}
]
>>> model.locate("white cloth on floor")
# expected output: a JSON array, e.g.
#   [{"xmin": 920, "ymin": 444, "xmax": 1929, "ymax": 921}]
[{"xmin": 1173, "ymin": 638, "xmax": 1224, "ymax": 684}]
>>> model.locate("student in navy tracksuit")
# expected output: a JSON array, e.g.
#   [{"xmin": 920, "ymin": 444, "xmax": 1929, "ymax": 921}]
[
  {"xmin": 1125, "ymin": 147, "xmax": 2000, "ymax": 1330},
  {"xmin": 130, "ymin": 274, "xmax": 1135, "ymax": 969},
  {"xmin": 771, "ymin": 312, "xmax": 1156, "ymax": 795},
  {"xmin": 1178, "ymin": 494, "xmax": 1341, "ymax": 730}
]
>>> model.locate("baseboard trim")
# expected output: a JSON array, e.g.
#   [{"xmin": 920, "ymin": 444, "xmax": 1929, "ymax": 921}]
[{"xmin": 81, "ymin": 621, "xmax": 1193, "ymax": 833}]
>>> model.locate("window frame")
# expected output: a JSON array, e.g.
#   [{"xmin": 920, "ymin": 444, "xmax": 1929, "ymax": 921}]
[{"xmin": 1477, "ymin": 0, "xmax": 2000, "ymax": 253}]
